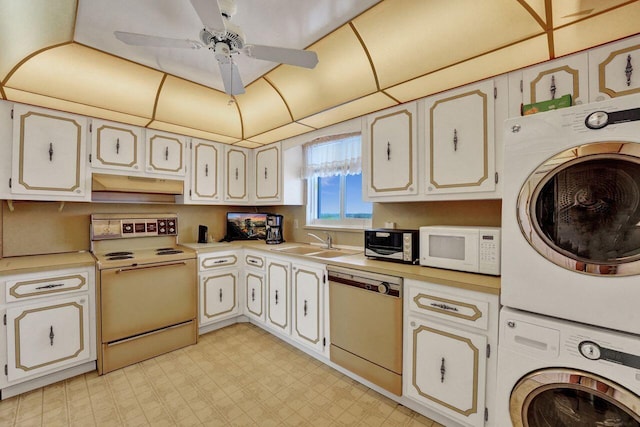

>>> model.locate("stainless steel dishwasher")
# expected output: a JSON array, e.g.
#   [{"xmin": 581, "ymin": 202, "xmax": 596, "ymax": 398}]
[{"xmin": 328, "ymin": 266, "xmax": 403, "ymax": 395}]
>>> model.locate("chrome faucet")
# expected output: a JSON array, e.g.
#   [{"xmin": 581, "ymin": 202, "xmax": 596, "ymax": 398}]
[{"xmin": 308, "ymin": 232, "xmax": 332, "ymax": 249}]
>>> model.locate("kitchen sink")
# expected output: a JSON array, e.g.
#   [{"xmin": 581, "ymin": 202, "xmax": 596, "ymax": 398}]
[
  {"xmin": 271, "ymin": 245, "xmax": 323, "ymax": 255},
  {"xmin": 310, "ymin": 249, "xmax": 361, "ymax": 259}
]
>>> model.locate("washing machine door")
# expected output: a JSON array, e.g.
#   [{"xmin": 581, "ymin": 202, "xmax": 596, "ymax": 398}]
[
  {"xmin": 510, "ymin": 369, "xmax": 640, "ymax": 426},
  {"xmin": 518, "ymin": 142, "xmax": 640, "ymax": 276}
]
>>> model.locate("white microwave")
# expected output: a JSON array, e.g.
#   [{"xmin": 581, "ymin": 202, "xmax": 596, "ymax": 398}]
[{"xmin": 419, "ymin": 226, "xmax": 501, "ymax": 275}]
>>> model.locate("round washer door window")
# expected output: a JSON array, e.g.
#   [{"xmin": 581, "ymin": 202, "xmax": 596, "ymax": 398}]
[
  {"xmin": 510, "ymin": 369, "xmax": 640, "ymax": 426},
  {"xmin": 517, "ymin": 142, "xmax": 640, "ymax": 276}
]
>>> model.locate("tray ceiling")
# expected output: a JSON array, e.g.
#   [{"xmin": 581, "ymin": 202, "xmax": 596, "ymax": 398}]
[{"xmin": 1, "ymin": 0, "xmax": 639, "ymax": 146}]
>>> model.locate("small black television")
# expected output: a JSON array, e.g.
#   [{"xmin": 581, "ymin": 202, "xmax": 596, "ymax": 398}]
[{"xmin": 224, "ymin": 212, "xmax": 268, "ymax": 241}]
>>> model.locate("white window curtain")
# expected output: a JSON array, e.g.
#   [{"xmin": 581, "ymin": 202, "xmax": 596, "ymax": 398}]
[{"xmin": 302, "ymin": 133, "xmax": 362, "ymax": 179}]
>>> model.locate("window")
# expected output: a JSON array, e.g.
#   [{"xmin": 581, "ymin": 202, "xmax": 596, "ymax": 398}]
[{"xmin": 304, "ymin": 133, "xmax": 372, "ymax": 228}]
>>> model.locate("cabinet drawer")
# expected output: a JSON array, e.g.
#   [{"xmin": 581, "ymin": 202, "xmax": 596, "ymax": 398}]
[
  {"xmin": 408, "ymin": 285, "xmax": 489, "ymax": 331},
  {"xmin": 5, "ymin": 270, "xmax": 90, "ymax": 303},
  {"xmin": 244, "ymin": 253, "xmax": 265, "ymax": 270},
  {"xmin": 199, "ymin": 252, "xmax": 238, "ymax": 271}
]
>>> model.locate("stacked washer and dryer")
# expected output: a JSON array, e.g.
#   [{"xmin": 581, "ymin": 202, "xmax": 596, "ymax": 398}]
[{"xmin": 498, "ymin": 94, "xmax": 640, "ymax": 426}]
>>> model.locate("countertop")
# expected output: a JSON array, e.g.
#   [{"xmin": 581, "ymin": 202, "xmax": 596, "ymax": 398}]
[
  {"xmin": 0, "ymin": 251, "xmax": 96, "ymax": 275},
  {"xmin": 182, "ymin": 240, "xmax": 501, "ymax": 295}
]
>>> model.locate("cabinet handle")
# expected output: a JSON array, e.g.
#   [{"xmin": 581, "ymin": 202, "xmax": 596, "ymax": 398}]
[
  {"xmin": 214, "ymin": 259, "xmax": 226, "ymax": 264},
  {"xmin": 205, "ymin": 163, "xmax": 208, "ymax": 177},
  {"xmin": 386, "ymin": 141, "xmax": 391, "ymax": 161},
  {"xmin": 453, "ymin": 129, "xmax": 458, "ymax": 151},
  {"xmin": 264, "ymin": 167, "xmax": 268, "ymax": 180},
  {"xmin": 235, "ymin": 167, "xmax": 239, "ymax": 180},
  {"xmin": 49, "ymin": 326, "xmax": 55, "ymax": 346},
  {"xmin": 164, "ymin": 146, "xmax": 169, "ymax": 161},
  {"xmin": 550, "ymin": 75, "xmax": 556, "ymax": 99},
  {"xmin": 35, "ymin": 283, "xmax": 64, "ymax": 290},
  {"xmin": 219, "ymin": 288, "xmax": 223, "ymax": 302},
  {"xmin": 251, "ymin": 288, "xmax": 255, "ymax": 302},
  {"xmin": 275, "ymin": 289, "xmax": 279, "ymax": 305},
  {"xmin": 116, "ymin": 138, "xmax": 120, "ymax": 155},
  {"xmin": 626, "ymin": 54, "xmax": 633, "ymax": 87},
  {"xmin": 303, "ymin": 300, "xmax": 308, "ymax": 317},
  {"xmin": 430, "ymin": 302, "xmax": 459, "ymax": 312},
  {"xmin": 49, "ymin": 143, "xmax": 54, "ymax": 162},
  {"xmin": 440, "ymin": 357, "xmax": 445, "ymax": 383}
]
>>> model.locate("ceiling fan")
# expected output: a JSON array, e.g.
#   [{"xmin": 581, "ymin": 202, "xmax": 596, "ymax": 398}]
[{"xmin": 114, "ymin": 0, "xmax": 319, "ymax": 95}]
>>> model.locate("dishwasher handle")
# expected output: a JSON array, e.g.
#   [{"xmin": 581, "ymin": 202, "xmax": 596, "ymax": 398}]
[{"xmin": 329, "ymin": 273, "xmax": 401, "ymax": 298}]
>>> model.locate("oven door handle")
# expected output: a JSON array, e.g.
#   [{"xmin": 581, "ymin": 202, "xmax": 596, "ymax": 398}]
[{"xmin": 115, "ymin": 261, "xmax": 188, "ymax": 274}]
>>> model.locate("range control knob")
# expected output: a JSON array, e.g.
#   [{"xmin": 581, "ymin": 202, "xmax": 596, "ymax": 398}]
[
  {"xmin": 579, "ymin": 341, "xmax": 602, "ymax": 360},
  {"xmin": 377, "ymin": 282, "xmax": 390, "ymax": 294}
]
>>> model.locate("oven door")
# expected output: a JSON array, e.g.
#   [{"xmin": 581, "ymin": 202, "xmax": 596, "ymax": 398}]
[
  {"xmin": 509, "ymin": 369, "xmax": 640, "ymax": 426},
  {"xmin": 100, "ymin": 259, "xmax": 197, "ymax": 342},
  {"xmin": 518, "ymin": 142, "xmax": 640, "ymax": 276}
]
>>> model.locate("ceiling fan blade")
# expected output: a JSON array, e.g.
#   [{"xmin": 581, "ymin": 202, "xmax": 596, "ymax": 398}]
[
  {"xmin": 114, "ymin": 31, "xmax": 202, "ymax": 49},
  {"xmin": 243, "ymin": 45, "xmax": 319, "ymax": 69},
  {"xmin": 190, "ymin": 0, "xmax": 226, "ymax": 33},
  {"xmin": 218, "ymin": 60, "xmax": 245, "ymax": 95}
]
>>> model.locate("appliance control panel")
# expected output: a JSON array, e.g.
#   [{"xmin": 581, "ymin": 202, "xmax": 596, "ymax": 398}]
[
  {"xmin": 479, "ymin": 228, "xmax": 501, "ymax": 275},
  {"xmin": 91, "ymin": 216, "xmax": 178, "ymax": 240}
]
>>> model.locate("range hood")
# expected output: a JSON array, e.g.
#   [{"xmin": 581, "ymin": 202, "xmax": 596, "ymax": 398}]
[{"xmin": 91, "ymin": 173, "xmax": 183, "ymax": 204}]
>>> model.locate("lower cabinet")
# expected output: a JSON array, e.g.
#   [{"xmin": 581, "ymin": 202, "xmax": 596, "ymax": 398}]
[
  {"xmin": 265, "ymin": 258, "xmax": 291, "ymax": 334},
  {"xmin": 404, "ymin": 278, "xmax": 499, "ymax": 427},
  {"xmin": 291, "ymin": 262, "xmax": 326, "ymax": 354},
  {"xmin": 0, "ymin": 263, "xmax": 96, "ymax": 394},
  {"xmin": 199, "ymin": 269, "xmax": 239, "ymax": 327},
  {"xmin": 244, "ymin": 252, "xmax": 266, "ymax": 322}
]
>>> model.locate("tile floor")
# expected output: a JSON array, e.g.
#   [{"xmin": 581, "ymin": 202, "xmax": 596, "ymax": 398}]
[{"xmin": 0, "ymin": 323, "xmax": 442, "ymax": 426}]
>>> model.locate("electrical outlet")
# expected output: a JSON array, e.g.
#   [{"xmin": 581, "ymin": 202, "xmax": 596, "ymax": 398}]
[{"xmin": 293, "ymin": 219, "xmax": 299, "ymax": 229}]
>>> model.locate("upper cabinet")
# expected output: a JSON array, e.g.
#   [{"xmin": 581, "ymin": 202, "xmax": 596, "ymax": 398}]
[
  {"xmin": 144, "ymin": 129, "xmax": 187, "ymax": 177},
  {"xmin": 589, "ymin": 34, "xmax": 640, "ymax": 101},
  {"xmin": 365, "ymin": 103, "xmax": 418, "ymax": 199},
  {"xmin": 424, "ymin": 80, "xmax": 497, "ymax": 197},
  {"xmin": 90, "ymin": 119, "xmax": 143, "ymax": 173},
  {"xmin": 9, "ymin": 104, "xmax": 90, "ymax": 201},
  {"xmin": 224, "ymin": 146, "xmax": 250, "ymax": 203},
  {"xmin": 185, "ymin": 138, "xmax": 223, "ymax": 204},
  {"xmin": 254, "ymin": 143, "xmax": 281, "ymax": 204}
]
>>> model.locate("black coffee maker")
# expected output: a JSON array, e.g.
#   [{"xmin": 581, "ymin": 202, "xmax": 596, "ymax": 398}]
[{"xmin": 265, "ymin": 214, "xmax": 284, "ymax": 244}]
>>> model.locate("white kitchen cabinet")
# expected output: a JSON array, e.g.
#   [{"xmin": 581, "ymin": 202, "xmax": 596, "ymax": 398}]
[
  {"xmin": 0, "ymin": 101, "xmax": 13, "ymax": 199},
  {"xmin": 424, "ymin": 80, "xmax": 496, "ymax": 197},
  {"xmin": 254, "ymin": 143, "xmax": 280, "ymax": 203},
  {"xmin": 513, "ymin": 52, "xmax": 588, "ymax": 111},
  {"xmin": 224, "ymin": 145, "xmax": 250, "ymax": 203},
  {"xmin": 364, "ymin": 103, "xmax": 418, "ymax": 199},
  {"xmin": 404, "ymin": 278, "xmax": 499, "ymax": 426},
  {"xmin": 266, "ymin": 258, "xmax": 291, "ymax": 335},
  {"xmin": 199, "ymin": 270, "xmax": 239, "ymax": 326},
  {"xmin": 144, "ymin": 129, "xmax": 187, "ymax": 177},
  {"xmin": 90, "ymin": 119, "xmax": 142, "ymax": 173},
  {"xmin": 197, "ymin": 251, "xmax": 240, "ymax": 329},
  {"xmin": 244, "ymin": 252, "xmax": 266, "ymax": 322},
  {"xmin": 10, "ymin": 104, "xmax": 90, "ymax": 201},
  {"xmin": 185, "ymin": 138, "xmax": 223, "ymax": 203},
  {"xmin": 589, "ymin": 34, "xmax": 640, "ymax": 101},
  {"xmin": 291, "ymin": 261, "xmax": 326, "ymax": 354},
  {"xmin": 0, "ymin": 263, "xmax": 96, "ymax": 394}
]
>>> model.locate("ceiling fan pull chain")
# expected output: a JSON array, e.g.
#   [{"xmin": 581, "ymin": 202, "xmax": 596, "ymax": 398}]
[{"xmin": 626, "ymin": 54, "xmax": 633, "ymax": 87}]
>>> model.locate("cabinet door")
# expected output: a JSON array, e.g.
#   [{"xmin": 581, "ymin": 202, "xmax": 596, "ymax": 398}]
[
  {"xmin": 145, "ymin": 129, "xmax": 186, "ymax": 176},
  {"xmin": 406, "ymin": 316, "xmax": 487, "ymax": 427},
  {"xmin": 521, "ymin": 53, "xmax": 588, "ymax": 106},
  {"xmin": 366, "ymin": 103, "xmax": 418, "ymax": 198},
  {"xmin": 425, "ymin": 80, "xmax": 496, "ymax": 196},
  {"xmin": 6, "ymin": 295, "xmax": 91, "ymax": 383},
  {"xmin": 200, "ymin": 270, "xmax": 238, "ymax": 326},
  {"xmin": 266, "ymin": 259, "xmax": 290, "ymax": 334},
  {"xmin": 589, "ymin": 35, "xmax": 640, "ymax": 101},
  {"xmin": 224, "ymin": 146, "xmax": 249, "ymax": 203},
  {"xmin": 245, "ymin": 271, "xmax": 264, "ymax": 322},
  {"xmin": 90, "ymin": 119, "xmax": 142, "ymax": 172},
  {"xmin": 11, "ymin": 104, "xmax": 88, "ymax": 200},
  {"xmin": 254, "ymin": 144, "xmax": 280, "ymax": 203},
  {"xmin": 190, "ymin": 138, "xmax": 222, "ymax": 203},
  {"xmin": 291, "ymin": 264, "xmax": 325, "ymax": 353}
]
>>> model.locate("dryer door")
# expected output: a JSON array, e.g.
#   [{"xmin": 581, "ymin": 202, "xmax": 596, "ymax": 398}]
[
  {"xmin": 518, "ymin": 142, "xmax": 640, "ymax": 276},
  {"xmin": 510, "ymin": 369, "xmax": 640, "ymax": 426}
]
